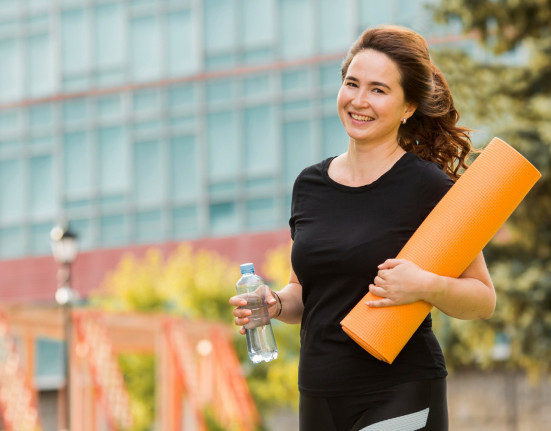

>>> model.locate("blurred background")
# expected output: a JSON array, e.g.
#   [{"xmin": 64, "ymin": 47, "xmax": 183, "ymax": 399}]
[{"xmin": 0, "ymin": 0, "xmax": 549, "ymax": 430}]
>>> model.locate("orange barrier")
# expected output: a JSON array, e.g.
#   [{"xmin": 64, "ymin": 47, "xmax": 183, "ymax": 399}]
[
  {"xmin": 341, "ymin": 138, "xmax": 541, "ymax": 364},
  {"xmin": 74, "ymin": 312, "xmax": 134, "ymax": 430},
  {"xmin": 0, "ymin": 312, "xmax": 43, "ymax": 431}
]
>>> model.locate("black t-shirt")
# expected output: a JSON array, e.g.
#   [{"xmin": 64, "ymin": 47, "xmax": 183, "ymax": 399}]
[{"xmin": 289, "ymin": 152, "xmax": 454, "ymax": 396}]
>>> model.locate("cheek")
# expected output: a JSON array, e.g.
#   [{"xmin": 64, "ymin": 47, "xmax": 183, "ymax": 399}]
[
  {"xmin": 337, "ymin": 94, "xmax": 350, "ymax": 123},
  {"xmin": 336, "ymin": 88, "xmax": 346, "ymax": 109},
  {"xmin": 336, "ymin": 90, "xmax": 347, "ymax": 116}
]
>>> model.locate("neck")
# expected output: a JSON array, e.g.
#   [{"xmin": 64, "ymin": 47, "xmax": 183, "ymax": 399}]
[{"xmin": 343, "ymin": 138, "xmax": 406, "ymax": 183}]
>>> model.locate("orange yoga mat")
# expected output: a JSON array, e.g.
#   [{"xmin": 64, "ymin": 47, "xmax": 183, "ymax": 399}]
[{"xmin": 341, "ymin": 137, "xmax": 541, "ymax": 364}]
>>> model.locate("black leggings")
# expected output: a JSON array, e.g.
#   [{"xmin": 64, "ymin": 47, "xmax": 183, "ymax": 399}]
[{"xmin": 299, "ymin": 378, "xmax": 448, "ymax": 431}]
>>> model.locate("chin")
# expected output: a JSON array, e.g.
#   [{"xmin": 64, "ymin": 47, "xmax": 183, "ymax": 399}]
[{"xmin": 346, "ymin": 131, "xmax": 372, "ymax": 142}]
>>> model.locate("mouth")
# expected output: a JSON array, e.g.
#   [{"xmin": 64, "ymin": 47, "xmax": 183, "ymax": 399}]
[{"xmin": 349, "ymin": 113, "xmax": 374, "ymax": 122}]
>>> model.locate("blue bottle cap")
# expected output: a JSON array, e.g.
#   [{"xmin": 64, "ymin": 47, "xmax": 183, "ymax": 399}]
[{"xmin": 240, "ymin": 262, "xmax": 255, "ymax": 274}]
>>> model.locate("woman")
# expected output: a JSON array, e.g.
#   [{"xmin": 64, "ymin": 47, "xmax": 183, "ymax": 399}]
[{"xmin": 230, "ymin": 26, "xmax": 495, "ymax": 431}]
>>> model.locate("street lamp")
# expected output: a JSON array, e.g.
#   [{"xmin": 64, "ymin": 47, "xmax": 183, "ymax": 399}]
[{"xmin": 50, "ymin": 223, "xmax": 78, "ymax": 431}]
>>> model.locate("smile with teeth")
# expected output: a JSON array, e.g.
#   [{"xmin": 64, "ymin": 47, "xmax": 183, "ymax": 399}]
[{"xmin": 350, "ymin": 113, "xmax": 374, "ymax": 122}]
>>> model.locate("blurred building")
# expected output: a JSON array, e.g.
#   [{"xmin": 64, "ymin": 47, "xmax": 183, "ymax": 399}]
[
  {"xmin": 0, "ymin": 0, "xmax": 527, "ymax": 296},
  {"xmin": 0, "ymin": 0, "xmax": 528, "ymax": 429}
]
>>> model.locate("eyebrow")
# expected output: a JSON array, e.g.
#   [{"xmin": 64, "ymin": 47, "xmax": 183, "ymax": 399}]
[{"xmin": 345, "ymin": 76, "xmax": 392, "ymax": 90}]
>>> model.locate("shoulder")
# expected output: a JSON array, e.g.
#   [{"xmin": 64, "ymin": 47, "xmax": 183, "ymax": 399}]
[
  {"xmin": 404, "ymin": 152, "xmax": 454, "ymax": 190},
  {"xmin": 402, "ymin": 154, "xmax": 454, "ymax": 218},
  {"xmin": 293, "ymin": 157, "xmax": 335, "ymax": 187},
  {"xmin": 395, "ymin": 153, "xmax": 454, "ymax": 218}
]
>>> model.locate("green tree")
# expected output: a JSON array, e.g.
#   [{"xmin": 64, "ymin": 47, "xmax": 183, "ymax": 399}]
[{"xmin": 428, "ymin": 0, "xmax": 551, "ymax": 377}]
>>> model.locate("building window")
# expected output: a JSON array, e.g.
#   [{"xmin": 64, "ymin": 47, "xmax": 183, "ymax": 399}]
[
  {"xmin": 166, "ymin": 10, "xmax": 199, "ymax": 76},
  {"xmin": 172, "ymin": 206, "xmax": 199, "ymax": 239},
  {"xmin": 244, "ymin": 105, "xmax": 278, "ymax": 175},
  {"xmin": 283, "ymin": 120, "xmax": 314, "ymax": 185},
  {"xmin": 209, "ymin": 202, "xmax": 240, "ymax": 236},
  {"xmin": 206, "ymin": 111, "xmax": 239, "ymax": 180},
  {"xmin": 100, "ymin": 214, "xmax": 128, "ymax": 247},
  {"xmin": 0, "ymin": 159, "xmax": 24, "ymax": 221},
  {"xmin": 98, "ymin": 126, "xmax": 127, "ymax": 192},
  {"xmin": 170, "ymin": 135, "xmax": 199, "ymax": 200},
  {"xmin": 61, "ymin": 8, "xmax": 89, "ymax": 75},
  {"xmin": 136, "ymin": 210, "xmax": 163, "ymax": 243},
  {"xmin": 203, "ymin": 0, "xmax": 236, "ymax": 52},
  {"xmin": 134, "ymin": 140, "xmax": 162, "ymax": 205},
  {"xmin": 130, "ymin": 15, "xmax": 162, "ymax": 81},
  {"xmin": 279, "ymin": 0, "xmax": 314, "ymax": 59},
  {"xmin": 319, "ymin": 0, "xmax": 351, "ymax": 53},
  {"xmin": 94, "ymin": 3, "xmax": 124, "ymax": 70},
  {"xmin": 0, "ymin": 38, "xmax": 23, "ymax": 101},
  {"xmin": 64, "ymin": 131, "xmax": 92, "ymax": 195},
  {"xmin": 30, "ymin": 155, "xmax": 55, "ymax": 216}
]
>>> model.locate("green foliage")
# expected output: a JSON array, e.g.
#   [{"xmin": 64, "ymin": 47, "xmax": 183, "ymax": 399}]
[
  {"xmin": 203, "ymin": 407, "xmax": 227, "ymax": 431},
  {"xmin": 91, "ymin": 243, "xmax": 301, "ymax": 429},
  {"xmin": 118, "ymin": 354, "xmax": 156, "ymax": 431},
  {"xmin": 433, "ymin": 0, "xmax": 551, "ymax": 54},
  {"xmin": 429, "ymin": 0, "xmax": 551, "ymax": 376},
  {"xmin": 91, "ymin": 245, "xmax": 237, "ymax": 321}
]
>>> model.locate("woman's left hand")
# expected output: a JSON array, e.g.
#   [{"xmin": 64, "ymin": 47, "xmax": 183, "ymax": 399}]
[{"xmin": 366, "ymin": 258, "xmax": 436, "ymax": 307}]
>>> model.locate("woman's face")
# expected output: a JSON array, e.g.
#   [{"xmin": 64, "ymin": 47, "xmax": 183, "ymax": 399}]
[{"xmin": 337, "ymin": 49, "xmax": 415, "ymax": 146}]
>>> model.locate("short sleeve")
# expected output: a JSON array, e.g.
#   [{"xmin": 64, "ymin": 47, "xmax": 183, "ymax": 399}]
[
  {"xmin": 289, "ymin": 175, "xmax": 301, "ymax": 240},
  {"xmin": 418, "ymin": 162, "xmax": 455, "ymax": 224}
]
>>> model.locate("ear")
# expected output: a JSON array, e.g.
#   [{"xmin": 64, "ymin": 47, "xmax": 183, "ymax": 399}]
[{"xmin": 404, "ymin": 102, "xmax": 417, "ymax": 120}]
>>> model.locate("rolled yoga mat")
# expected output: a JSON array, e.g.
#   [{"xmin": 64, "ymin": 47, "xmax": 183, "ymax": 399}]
[{"xmin": 340, "ymin": 137, "xmax": 541, "ymax": 364}]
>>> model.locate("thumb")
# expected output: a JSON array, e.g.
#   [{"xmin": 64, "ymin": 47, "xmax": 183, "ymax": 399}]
[{"xmin": 267, "ymin": 289, "xmax": 277, "ymax": 305}]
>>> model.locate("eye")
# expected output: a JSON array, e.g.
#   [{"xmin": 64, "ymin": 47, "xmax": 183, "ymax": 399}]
[
  {"xmin": 345, "ymin": 81, "xmax": 358, "ymax": 88},
  {"xmin": 372, "ymin": 88, "xmax": 385, "ymax": 94}
]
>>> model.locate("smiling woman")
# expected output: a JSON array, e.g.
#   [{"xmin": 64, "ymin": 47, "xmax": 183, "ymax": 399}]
[{"xmin": 229, "ymin": 25, "xmax": 495, "ymax": 431}]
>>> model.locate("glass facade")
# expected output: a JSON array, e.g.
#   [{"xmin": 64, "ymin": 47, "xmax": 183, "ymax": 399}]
[{"xmin": 0, "ymin": 0, "xmax": 476, "ymax": 258}]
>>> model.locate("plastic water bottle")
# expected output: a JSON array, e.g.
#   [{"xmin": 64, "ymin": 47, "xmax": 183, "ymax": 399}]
[{"xmin": 236, "ymin": 263, "xmax": 278, "ymax": 363}]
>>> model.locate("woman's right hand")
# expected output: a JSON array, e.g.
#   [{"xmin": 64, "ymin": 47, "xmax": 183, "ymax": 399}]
[
  {"xmin": 229, "ymin": 294, "xmax": 250, "ymax": 335},
  {"xmin": 229, "ymin": 287, "xmax": 279, "ymax": 335}
]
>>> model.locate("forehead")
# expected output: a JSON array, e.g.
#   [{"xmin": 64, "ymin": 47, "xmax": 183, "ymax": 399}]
[{"xmin": 346, "ymin": 49, "xmax": 402, "ymax": 85}]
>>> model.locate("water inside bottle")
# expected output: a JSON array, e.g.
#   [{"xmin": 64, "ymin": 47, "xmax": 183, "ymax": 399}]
[{"xmin": 246, "ymin": 325, "xmax": 278, "ymax": 363}]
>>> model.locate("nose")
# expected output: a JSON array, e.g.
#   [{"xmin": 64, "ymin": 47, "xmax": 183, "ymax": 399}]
[{"xmin": 352, "ymin": 89, "xmax": 370, "ymax": 109}]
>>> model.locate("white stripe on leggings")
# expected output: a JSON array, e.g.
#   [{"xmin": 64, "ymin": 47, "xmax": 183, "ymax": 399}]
[{"xmin": 359, "ymin": 407, "xmax": 429, "ymax": 431}]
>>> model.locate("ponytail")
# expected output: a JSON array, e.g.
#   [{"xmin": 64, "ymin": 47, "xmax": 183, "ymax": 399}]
[{"xmin": 399, "ymin": 63, "xmax": 472, "ymax": 181}]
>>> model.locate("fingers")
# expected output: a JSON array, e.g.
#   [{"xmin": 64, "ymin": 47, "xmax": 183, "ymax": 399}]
[
  {"xmin": 230, "ymin": 289, "xmax": 276, "ymax": 332},
  {"xmin": 375, "ymin": 267, "xmax": 393, "ymax": 284},
  {"xmin": 377, "ymin": 258, "xmax": 406, "ymax": 270},
  {"xmin": 234, "ymin": 315, "xmax": 250, "ymax": 329},
  {"xmin": 369, "ymin": 284, "xmax": 386, "ymax": 298},
  {"xmin": 230, "ymin": 295, "xmax": 251, "ymax": 328},
  {"xmin": 367, "ymin": 283, "xmax": 394, "ymax": 307},
  {"xmin": 228, "ymin": 295, "xmax": 247, "ymax": 307},
  {"xmin": 374, "ymin": 263, "xmax": 400, "ymax": 285},
  {"xmin": 365, "ymin": 298, "xmax": 395, "ymax": 308},
  {"xmin": 233, "ymin": 305, "xmax": 251, "ymax": 323},
  {"xmin": 373, "ymin": 275, "xmax": 385, "ymax": 286}
]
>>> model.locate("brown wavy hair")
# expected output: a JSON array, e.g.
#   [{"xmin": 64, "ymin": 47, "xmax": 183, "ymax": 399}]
[{"xmin": 341, "ymin": 26, "xmax": 472, "ymax": 180}]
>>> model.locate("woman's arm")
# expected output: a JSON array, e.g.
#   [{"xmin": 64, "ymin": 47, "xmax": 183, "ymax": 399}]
[
  {"xmin": 366, "ymin": 252, "xmax": 496, "ymax": 320},
  {"xmin": 229, "ymin": 263, "xmax": 304, "ymax": 334},
  {"xmin": 271, "ymin": 266, "xmax": 304, "ymax": 324}
]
